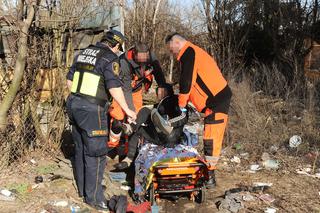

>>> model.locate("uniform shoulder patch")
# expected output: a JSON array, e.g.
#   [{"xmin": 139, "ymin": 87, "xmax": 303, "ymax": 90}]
[
  {"xmin": 91, "ymin": 130, "xmax": 108, "ymax": 137},
  {"xmin": 112, "ymin": 62, "xmax": 120, "ymax": 76}
]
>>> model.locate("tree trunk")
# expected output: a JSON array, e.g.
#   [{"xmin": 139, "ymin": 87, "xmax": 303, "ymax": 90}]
[
  {"xmin": 151, "ymin": 0, "xmax": 162, "ymax": 49},
  {"xmin": 142, "ymin": 0, "xmax": 149, "ymax": 40},
  {"xmin": 0, "ymin": 1, "xmax": 37, "ymax": 131},
  {"xmin": 17, "ymin": 0, "xmax": 25, "ymax": 21},
  {"xmin": 169, "ymin": 55, "xmax": 174, "ymax": 83}
]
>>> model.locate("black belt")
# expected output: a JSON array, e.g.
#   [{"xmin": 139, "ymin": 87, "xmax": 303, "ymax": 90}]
[{"xmin": 72, "ymin": 93, "xmax": 108, "ymax": 107}]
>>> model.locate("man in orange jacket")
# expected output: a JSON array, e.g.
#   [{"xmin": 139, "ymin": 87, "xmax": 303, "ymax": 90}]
[
  {"xmin": 108, "ymin": 42, "xmax": 167, "ymax": 162},
  {"xmin": 165, "ymin": 33, "xmax": 232, "ymax": 188}
]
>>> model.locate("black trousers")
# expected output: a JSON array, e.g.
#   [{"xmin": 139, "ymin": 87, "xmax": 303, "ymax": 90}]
[
  {"xmin": 127, "ymin": 107, "xmax": 160, "ymax": 160},
  {"xmin": 66, "ymin": 95, "xmax": 108, "ymax": 205}
]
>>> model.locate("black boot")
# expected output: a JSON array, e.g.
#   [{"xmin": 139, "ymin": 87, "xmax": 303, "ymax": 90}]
[
  {"xmin": 114, "ymin": 161, "xmax": 129, "ymax": 170},
  {"xmin": 206, "ymin": 170, "xmax": 216, "ymax": 189}
]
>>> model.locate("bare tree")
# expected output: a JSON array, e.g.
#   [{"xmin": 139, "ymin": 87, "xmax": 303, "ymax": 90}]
[{"xmin": 0, "ymin": 0, "xmax": 39, "ymax": 131}]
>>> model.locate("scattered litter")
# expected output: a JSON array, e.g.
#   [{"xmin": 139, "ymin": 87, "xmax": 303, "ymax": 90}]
[
  {"xmin": 293, "ymin": 115, "xmax": 302, "ymax": 120},
  {"xmin": 0, "ymin": 189, "xmax": 15, "ymax": 202},
  {"xmin": 70, "ymin": 204, "xmax": 83, "ymax": 212},
  {"xmin": 127, "ymin": 201, "xmax": 151, "ymax": 213},
  {"xmin": 242, "ymin": 193, "xmax": 255, "ymax": 201},
  {"xmin": 70, "ymin": 205, "xmax": 90, "ymax": 213},
  {"xmin": 248, "ymin": 164, "xmax": 261, "ymax": 173},
  {"xmin": 289, "ymin": 135, "xmax": 302, "ymax": 148},
  {"xmin": 230, "ymin": 156, "xmax": 241, "ymax": 164},
  {"xmin": 120, "ymin": 185, "xmax": 131, "ymax": 191},
  {"xmin": 184, "ymin": 123, "xmax": 201, "ymax": 135},
  {"xmin": 225, "ymin": 184, "xmax": 270, "ymax": 195},
  {"xmin": 49, "ymin": 200, "xmax": 69, "ymax": 207},
  {"xmin": 261, "ymin": 152, "xmax": 271, "ymax": 161},
  {"xmin": 296, "ymin": 168, "xmax": 320, "ymax": 179},
  {"xmin": 30, "ymin": 159, "xmax": 37, "ymax": 165},
  {"xmin": 299, "ymin": 167, "xmax": 312, "ymax": 173},
  {"xmin": 305, "ymin": 152, "xmax": 319, "ymax": 162},
  {"xmin": 259, "ymin": 194, "xmax": 275, "ymax": 203},
  {"xmin": 39, "ymin": 210, "xmax": 49, "ymax": 213},
  {"xmin": 151, "ymin": 204, "xmax": 159, "ymax": 213},
  {"xmin": 43, "ymin": 204, "xmax": 59, "ymax": 213},
  {"xmin": 240, "ymin": 152, "xmax": 249, "ymax": 159},
  {"xmin": 35, "ymin": 176, "xmax": 44, "ymax": 184},
  {"xmin": 32, "ymin": 184, "xmax": 39, "ymax": 189},
  {"xmin": 70, "ymin": 204, "xmax": 80, "ymax": 212},
  {"xmin": 1, "ymin": 189, "xmax": 12, "ymax": 197},
  {"xmin": 265, "ymin": 207, "xmax": 277, "ymax": 213},
  {"xmin": 0, "ymin": 194, "xmax": 15, "ymax": 202},
  {"xmin": 217, "ymin": 193, "xmax": 244, "ymax": 213},
  {"xmin": 262, "ymin": 159, "xmax": 280, "ymax": 170},
  {"xmin": 253, "ymin": 182, "xmax": 273, "ymax": 187},
  {"xmin": 270, "ymin": 145, "xmax": 279, "ymax": 153},
  {"xmin": 109, "ymin": 172, "xmax": 127, "ymax": 183}
]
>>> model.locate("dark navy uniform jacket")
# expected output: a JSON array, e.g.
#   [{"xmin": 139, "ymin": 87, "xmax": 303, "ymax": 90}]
[{"xmin": 67, "ymin": 42, "xmax": 122, "ymax": 90}]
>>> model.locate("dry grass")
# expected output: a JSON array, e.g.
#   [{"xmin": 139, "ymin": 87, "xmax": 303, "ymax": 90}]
[{"xmin": 227, "ymin": 75, "xmax": 320, "ymax": 169}]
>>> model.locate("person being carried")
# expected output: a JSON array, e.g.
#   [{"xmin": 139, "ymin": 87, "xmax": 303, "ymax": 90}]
[{"xmin": 114, "ymin": 87, "xmax": 188, "ymax": 170}]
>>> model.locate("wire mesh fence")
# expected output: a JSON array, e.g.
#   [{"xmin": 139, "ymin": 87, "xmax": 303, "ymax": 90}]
[{"xmin": 0, "ymin": 65, "xmax": 69, "ymax": 170}]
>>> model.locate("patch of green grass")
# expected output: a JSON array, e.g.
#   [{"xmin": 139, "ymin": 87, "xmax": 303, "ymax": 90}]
[
  {"xmin": 35, "ymin": 164, "xmax": 57, "ymax": 174},
  {"xmin": 8, "ymin": 183, "xmax": 29, "ymax": 194},
  {"xmin": 6, "ymin": 182, "xmax": 32, "ymax": 200}
]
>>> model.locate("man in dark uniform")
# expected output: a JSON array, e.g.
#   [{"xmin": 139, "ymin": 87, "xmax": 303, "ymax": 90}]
[{"xmin": 66, "ymin": 30, "xmax": 136, "ymax": 210}]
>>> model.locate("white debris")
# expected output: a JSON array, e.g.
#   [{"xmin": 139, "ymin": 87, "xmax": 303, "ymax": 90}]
[
  {"xmin": 270, "ymin": 145, "xmax": 279, "ymax": 153},
  {"xmin": 262, "ymin": 159, "xmax": 280, "ymax": 170},
  {"xmin": 50, "ymin": 200, "xmax": 69, "ymax": 207},
  {"xmin": 265, "ymin": 207, "xmax": 277, "ymax": 213},
  {"xmin": 249, "ymin": 164, "xmax": 261, "ymax": 173},
  {"xmin": 0, "ymin": 189, "xmax": 12, "ymax": 197},
  {"xmin": 230, "ymin": 156, "xmax": 241, "ymax": 164},
  {"xmin": 261, "ymin": 152, "xmax": 271, "ymax": 161},
  {"xmin": 242, "ymin": 194, "xmax": 255, "ymax": 201},
  {"xmin": 289, "ymin": 135, "xmax": 302, "ymax": 148},
  {"xmin": 296, "ymin": 168, "xmax": 320, "ymax": 179},
  {"xmin": 253, "ymin": 182, "xmax": 273, "ymax": 187},
  {"xmin": 30, "ymin": 159, "xmax": 37, "ymax": 165},
  {"xmin": 120, "ymin": 185, "xmax": 131, "ymax": 191}
]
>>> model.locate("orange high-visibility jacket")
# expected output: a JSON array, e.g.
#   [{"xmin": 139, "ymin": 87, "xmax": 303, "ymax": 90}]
[
  {"xmin": 125, "ymin": 48, "xmax": 166, "ymax": 93},
  {"xmin": 177, "ymin": 41, "xmax": 232, "ymax": 113}
]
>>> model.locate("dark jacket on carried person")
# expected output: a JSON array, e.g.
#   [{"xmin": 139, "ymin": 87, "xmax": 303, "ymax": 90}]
[{"xmin": 126, "ymin": 95, "xmax": 187, "ymax": 160}]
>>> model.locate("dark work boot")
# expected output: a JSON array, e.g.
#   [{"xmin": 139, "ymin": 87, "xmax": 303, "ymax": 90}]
[
  {"xmin": 206, "ymin": 170, "xmax": 216, "ymax": 189},
  {"xmin": 114, "ymin": 161, "xmax": 129, "ymax": 170}
]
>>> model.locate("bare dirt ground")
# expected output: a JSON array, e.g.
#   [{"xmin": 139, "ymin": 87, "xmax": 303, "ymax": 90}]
[{"xmin": 0, "ymin": 148, "xmax": 319, "ymax": 213}]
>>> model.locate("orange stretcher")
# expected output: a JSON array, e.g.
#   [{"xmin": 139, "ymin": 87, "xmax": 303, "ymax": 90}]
[{"xmin": 147, "ymin": 157, "xmax": 209, "ymax": 205}]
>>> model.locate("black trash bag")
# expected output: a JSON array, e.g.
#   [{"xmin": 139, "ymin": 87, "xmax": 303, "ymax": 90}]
[{"xmin": 108, "ymin": 195, "xmax": 128, "ymax": 213}]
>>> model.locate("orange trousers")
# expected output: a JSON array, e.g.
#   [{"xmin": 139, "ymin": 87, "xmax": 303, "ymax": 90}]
[
  {"xmin": 108, "ymin": 89, "xmax": 143, "ymax": 148},
  {"xmin": 109, "ymin": 89, "xmax": 143, "ymax": 120},
  {"xmin": 203, "ymin": 109, "xmax": 228, "ymax": 169}
]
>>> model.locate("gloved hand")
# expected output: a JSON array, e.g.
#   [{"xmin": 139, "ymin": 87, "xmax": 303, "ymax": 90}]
[
  {"xmin": 204, "ymin": 155, "xmax": 218, "ymax": 170},
  {"xmin": 180, "ymin": 107, "xmax": 187, "ymax": 113},
  {"xmin": 122, "ymin": 123, "xmax": 133, "ymax": 135}
]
